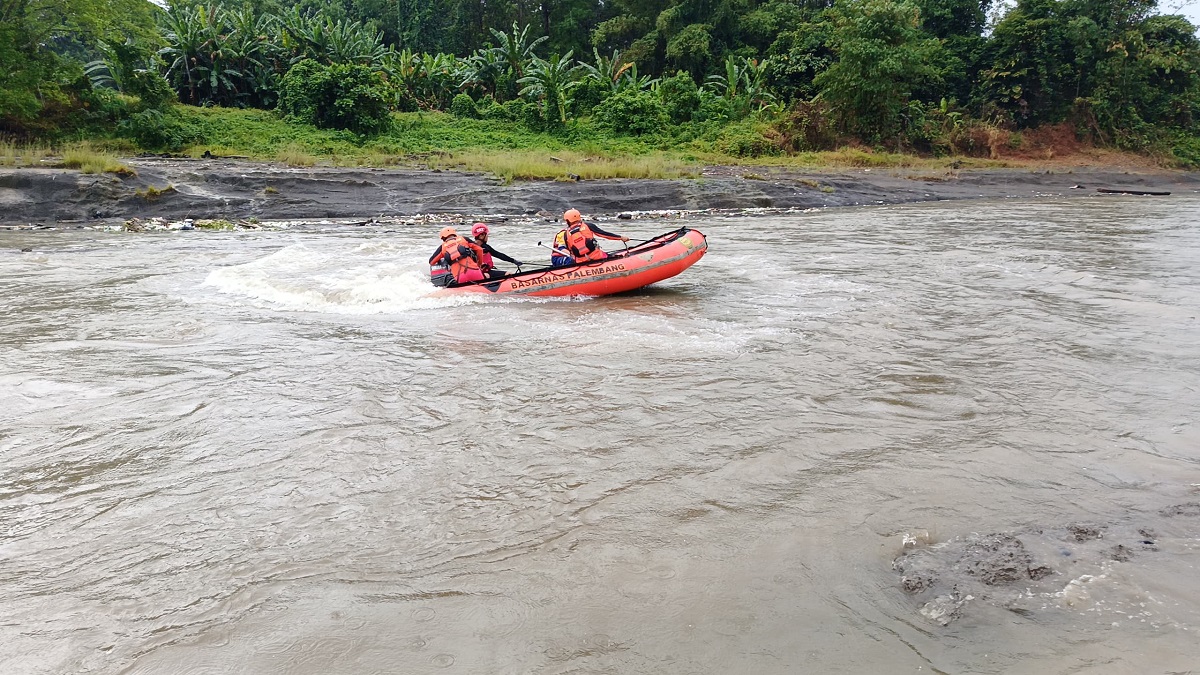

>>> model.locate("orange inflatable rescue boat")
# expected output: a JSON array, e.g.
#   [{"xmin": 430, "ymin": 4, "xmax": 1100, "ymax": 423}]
[{"xmin": 436, "ymin": 227, "xmax": 707, "ymax": 297}]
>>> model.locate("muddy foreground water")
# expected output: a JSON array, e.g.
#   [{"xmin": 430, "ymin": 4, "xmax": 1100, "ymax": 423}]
[{"xmin": 2, "ymin": 191, "xmax": 1200, "ymax": 674}]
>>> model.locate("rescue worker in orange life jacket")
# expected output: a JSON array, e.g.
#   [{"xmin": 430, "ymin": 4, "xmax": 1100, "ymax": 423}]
[
  {"xmin": 470, "ymin": 223, "xmax": 525, "ymax": 279},
  {"xmin": 429, "ymin": 226, "xmax": 486, "ymax": 286},
  {"xmin": 550, "ymin": 228, "xmax": 573, "ymax": 267},
  {"xmin": 558, "ymin": 208, "xmax": 628, "ymax": 264}
]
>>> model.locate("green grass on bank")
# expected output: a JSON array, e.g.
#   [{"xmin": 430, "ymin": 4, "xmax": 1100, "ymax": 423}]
[
  {"xmin": 61, "ymin": 144, "xmax": 137, "ymax": 176},
  {"xmin": 1, "ymin": 140, "xmax": 135, "ymax": 175},
  {"xmin": 427, "ymin": 150, "xmax": 700, "ymax": 181},
  {"xmin": 0, "ymin": 141, "xmax": 52, "ymax": 167},
  {"xmin": 9, "ymin": 106, "xmax": 1023, "ymax": 179},
  {"xmin": 159, "ymin": 107, "xmax": 1000, "ymax": 177},
  {"xmin": 171, "ymin": 107, "xmax": 695, "ymax": 178}
]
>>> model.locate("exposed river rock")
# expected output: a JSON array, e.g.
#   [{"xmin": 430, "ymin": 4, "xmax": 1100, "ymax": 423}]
[
  {"xmin": 893, "ymin": 503, "xmax": 1200, "ymax": 628},
  {"xmin": 2, "ymin": 157, "xmax": 1197, "ymax": 226}
]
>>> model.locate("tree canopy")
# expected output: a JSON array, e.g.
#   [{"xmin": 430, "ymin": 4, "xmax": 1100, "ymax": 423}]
[{"xmin": 1, "ymin": 0, "xmax": 1197, "ymax": 161}]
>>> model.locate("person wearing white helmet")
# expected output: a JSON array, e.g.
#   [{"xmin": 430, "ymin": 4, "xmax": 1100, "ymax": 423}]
[{"xmin": 469, "ymin": 223, "xmax": 525, "ymax": 279}]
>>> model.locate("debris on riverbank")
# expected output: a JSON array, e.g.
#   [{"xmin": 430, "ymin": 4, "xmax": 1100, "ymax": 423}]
[{"xmin": 1, "ymin": 206, "xmax": 824, "ymax": 232}]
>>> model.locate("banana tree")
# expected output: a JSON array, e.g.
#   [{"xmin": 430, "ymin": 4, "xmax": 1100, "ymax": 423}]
[
  {"xmin": 582, "ymin": 48, "xmax": 659, "ymax": 96},
  {"xmin": 384, "ymin": 48, "xmax": 423, "ymax": 90},
  {"xmin": 159, "ymin": 4, "xmax": 209, "ymax": 104},
  {"xmin": 740, "ymin": 57, "xmax": 776, "ymax": 111},
  {"xmin": 277, "ymin": 5, "xmax": 314, "ymax": 63},
  {"xmin": 489, "ymin": 22, "xmax": 548, "ymax": 81},
  {"xmin": 518, "ymin": 51, "xmax": 584, "ymax": 124},
  {"xmin": 322, "ymin": 18, "xmax": 387, "ymax": 66},
  {"xmin": 278, "ymin": 6, "xmax": 387, "ymax": 66},
  {"xmin": 614, "ymin": 62, "xmax": 659, "ymax": 94},
  {"xmin": 459, "ymin": 47, "xmax": 506, "ymax": 98},
  {"xmin": 417, "ymin": 52, "xmax": 458, "ymax": 108},
  {"xmin": 704, "ymin": 55, "xmax": 746, "ymax": 99},
  {"xmin": 192, "ymin": 7, "xmax": 243, "ymax": 106},
  {"xmin": 705, "ymin": 55, "xmax": 776, "ymax": 114},
  {"xmin": 222, "ymin": 7, "xmax": 275, "ymax": 106},
  {"xmin": 158, "ymin": 4, "xmax": 257, "ymax": 106},
  {"xmin": 382, "ymin": 48, "xmax": 423, "ymax": 110},
  {"xmin": 85, "ymin": 39, "xmax": 144, "ymax": 92},
  {"xmin": 581, "ymin": 47, "xmax": 631, "ymax": 93}
]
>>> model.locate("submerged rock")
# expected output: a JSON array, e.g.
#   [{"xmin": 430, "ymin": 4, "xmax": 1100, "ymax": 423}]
[
  {"xmin": 1108, "ymin": 544, "xmax": 1134, "ymax": 562},
  {"xmin": 1066, "ymin": 523, "xmax": 1103, "ymax": 541},
  {"xmin": 956, "ymin": 534, "xmax": 1052, "ymax": 585},
  {"xmin": 920, "ymin": 592, "xmax": 973, "ymax": 626},
  {"xmin": 890, "ymin": 507, "xmax": 1194, "ymax": 627},
  {"xmin": 1159, "ymin": 502, "xmax": 1200, "ymax": 517}
]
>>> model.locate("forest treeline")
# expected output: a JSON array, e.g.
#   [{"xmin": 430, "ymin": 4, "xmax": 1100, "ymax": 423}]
[{"xmin": 2, "ymin": 0, "xmax": 1198, "ymax": 164}]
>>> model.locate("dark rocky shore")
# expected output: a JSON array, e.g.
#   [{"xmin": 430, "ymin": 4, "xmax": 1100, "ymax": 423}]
[{"xmin": 2, "ymin": 157, "xmax": 1197, "ymax": 227}]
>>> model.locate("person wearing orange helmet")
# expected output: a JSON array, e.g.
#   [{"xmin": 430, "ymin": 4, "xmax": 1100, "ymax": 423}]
[
  {"xmin": 469, "ymin": 223, "xmax": 524, "ymax": 279},
  {"xmin": 555, "ymin": 208, "xmax": 628, "ymax": 265},
  {"xmin": 429, "ymin": 226, "xmax": 486, "ymax": 286}
]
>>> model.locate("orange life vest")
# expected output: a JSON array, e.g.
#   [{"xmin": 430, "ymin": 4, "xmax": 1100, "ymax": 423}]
[
  {"xmin": 565, "ymin": 222, "xmax": 606, "ymax": 262},
  {"xmin": 440, "ymin": 235, "xmax": 481, "ymax": 279}
]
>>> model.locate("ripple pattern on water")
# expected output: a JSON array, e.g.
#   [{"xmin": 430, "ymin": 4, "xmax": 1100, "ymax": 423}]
[{"xmin": 2, "ymin": 197, "xmax": 1200, "ymax": 674}]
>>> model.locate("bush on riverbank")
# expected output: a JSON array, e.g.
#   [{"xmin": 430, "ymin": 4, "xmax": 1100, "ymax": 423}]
[
  {"xmin": 86, "ymin": 105, "xmax": 908, "ymax": 175},
  {"xmin": 0, "ymin": 104, "xmax": 1183, "ymax": 180},
  {"xmin": 278, "ymin": 61, "xmax": 392, "ymax": 135},
  {"xmin": 1173, "ymin": 136, "xmax": 1200, "ymax": 169}
]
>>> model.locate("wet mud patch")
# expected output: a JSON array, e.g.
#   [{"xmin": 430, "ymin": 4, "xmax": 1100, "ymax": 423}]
[{"xmin": 891, "ymin": 510, "xmax": 1195, "ymax": 627}]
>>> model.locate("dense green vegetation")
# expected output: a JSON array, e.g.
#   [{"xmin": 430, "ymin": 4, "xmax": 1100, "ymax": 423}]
[{"xmin": 2, "ymin": 0, "xmax": 1198, "ymax": 168}]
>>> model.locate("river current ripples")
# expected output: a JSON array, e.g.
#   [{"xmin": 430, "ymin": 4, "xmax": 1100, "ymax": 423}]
[{"xmin": 2, "ymin": 196, "xmax": 1199, "ymax": 674}]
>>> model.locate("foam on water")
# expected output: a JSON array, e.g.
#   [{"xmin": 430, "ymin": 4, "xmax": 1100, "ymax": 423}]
[
  {"xmin": 564, "ymin": 311, "xmax": 755, "ymax": 356},
  {"xmin": 202, "ymin": 243, "xmax": 493, "ymax": 313}
]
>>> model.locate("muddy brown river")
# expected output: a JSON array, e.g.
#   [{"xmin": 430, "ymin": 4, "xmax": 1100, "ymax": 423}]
[{"xmin": 2, "ymin": 196, "xmax": 1199, "ymax": 674}]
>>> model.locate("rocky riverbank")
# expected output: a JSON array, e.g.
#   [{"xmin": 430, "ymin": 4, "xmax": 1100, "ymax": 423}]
[{"xmin": 2, "ymin": 157, "xmax": 1198, "ymax": 228}]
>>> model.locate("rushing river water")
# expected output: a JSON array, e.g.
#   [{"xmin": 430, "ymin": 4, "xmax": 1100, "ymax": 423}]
[{"xmin": 2, "ymin": 196, "xmax": 1200, "ymax": 675}]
